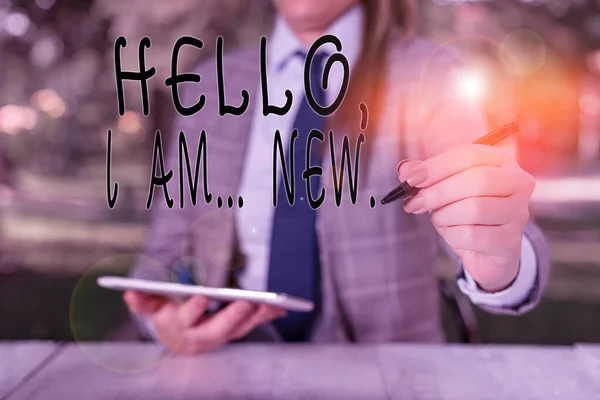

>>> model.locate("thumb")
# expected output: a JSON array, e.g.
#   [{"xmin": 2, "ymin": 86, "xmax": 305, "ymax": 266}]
[{"xmin": 123, "ymin": 290, "xmax": 168, "ymax": 316}]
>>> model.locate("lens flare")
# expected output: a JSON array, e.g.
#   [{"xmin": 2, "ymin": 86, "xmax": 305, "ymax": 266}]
[
  {"xmin": 182, "ymin": 209, "xmax": 240, "ymax": 274},
  {"xmin": 454, "ymin": 69, "xmax": 487, "ymax": 102},
  {"xmin": 580, "ymin": 92, "xmax": 600, "ymax": 116},
  {"xmin": 31, "ymin": 89, "xmax": 67, "ymax": 118},
  {"xmin": 499, "ymin": 29, "xmax": 547, "ymax": 77},
  {"xmin": 69, "ymin": 254, "xmax": 176, "ymax": 374},
  {"xmin": 118, "ymin": 111, "xmax": 143, "ymax": 135},
  {"xmin": 0, "ymin": 105, "xmax": 39, "ymax": 134}
]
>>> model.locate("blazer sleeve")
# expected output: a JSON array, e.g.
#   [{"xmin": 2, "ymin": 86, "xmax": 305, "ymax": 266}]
[
  {"xmin": 129, "ymin": 116, "xmax": 197, "ymax": 285},
  {"xmin": 127, "ymin": 73, "xmax": 206, "ymax": 337},
  {"xmin": 128, "ymin": 58, "xmax": 215, "ymax": 284},
  {"xmin": 407, "ymin": 43, "xmax": 551, "ymax": 315}
]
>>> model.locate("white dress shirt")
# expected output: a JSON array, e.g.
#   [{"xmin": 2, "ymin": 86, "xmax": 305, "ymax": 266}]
[{"xmin": 236, "ymin": 4, "xmax": 539, "ymax": 308}]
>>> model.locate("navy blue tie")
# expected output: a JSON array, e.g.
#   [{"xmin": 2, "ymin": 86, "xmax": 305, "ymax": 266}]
[{"xmin": 267, "ymin": 52, "xmax": 326, "ymax": 342}]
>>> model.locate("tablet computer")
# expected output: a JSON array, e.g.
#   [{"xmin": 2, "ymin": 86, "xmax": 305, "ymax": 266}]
[{"xmin": 97, "ymin": 276, "xmax": 314, "ymax": 312}]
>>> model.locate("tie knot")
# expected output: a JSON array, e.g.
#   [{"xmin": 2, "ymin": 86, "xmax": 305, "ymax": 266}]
[
  {"xmin": 295, "ymin": 50, "xmax": 327, "ymax": 104},
  {"xmin": 295, "ymin": 50, "xmax": 327, "ymax": 71}
]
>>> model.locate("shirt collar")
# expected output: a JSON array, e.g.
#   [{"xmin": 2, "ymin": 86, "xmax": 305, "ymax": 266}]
[{"xmin": 268, "ymin": 3, "xmax": 365, "ymax": 72}]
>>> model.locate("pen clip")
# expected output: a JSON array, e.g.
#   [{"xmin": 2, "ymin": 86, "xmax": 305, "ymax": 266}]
[{"xmin": 170, "ymin": 260, "xmax": 197, "ymax": 286}]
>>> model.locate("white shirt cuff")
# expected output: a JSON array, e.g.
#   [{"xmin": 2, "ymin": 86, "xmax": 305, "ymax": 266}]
[{"xmin": 457, "ymin": 235, "xmax": 538, "ymax": 308}]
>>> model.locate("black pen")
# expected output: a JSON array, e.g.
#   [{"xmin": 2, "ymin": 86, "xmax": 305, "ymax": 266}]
[{"xmin": 380, "ymin": 122, "xmax": 520, "ymax": 205}]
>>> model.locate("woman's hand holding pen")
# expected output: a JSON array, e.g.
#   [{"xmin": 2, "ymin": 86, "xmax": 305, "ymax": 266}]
[{"xmin": 397, "ymin": 144, "xmax": 536, "ymax": 293}]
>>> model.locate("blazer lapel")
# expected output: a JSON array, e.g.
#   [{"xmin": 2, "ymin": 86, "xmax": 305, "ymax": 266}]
[{"xmin": 199, "ymin": 48, "xmax": 260, "ymax": 289}]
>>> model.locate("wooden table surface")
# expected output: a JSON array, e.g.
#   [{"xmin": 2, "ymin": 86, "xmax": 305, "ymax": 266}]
[
  {"xmin": 1, "ymin": 342, "xmax": 599, "ymax": 400},
  {"xmin": 0, "ymin": 342, "xmax": 60, "ymax": 399}
]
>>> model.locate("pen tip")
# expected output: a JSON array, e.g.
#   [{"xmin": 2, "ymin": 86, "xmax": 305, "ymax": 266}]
[{"xmin": 380, "ymin": 183, "xmax": 410, "ymax": 205}]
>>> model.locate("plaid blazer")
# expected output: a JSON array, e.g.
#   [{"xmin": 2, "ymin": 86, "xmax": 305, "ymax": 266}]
[{"xmin": 132, "ymin": 34, "xmax": 550, "ymax": 343}]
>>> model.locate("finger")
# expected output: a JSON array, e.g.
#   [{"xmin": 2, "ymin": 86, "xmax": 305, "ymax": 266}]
[
  {"xmin": 403, "ymin": 166, "xmax": 523, "ymax": 213},
  {"xmin": 405, "ymin": 144, "xmax": 514, "ymax": 189},
  {"xmin": 149, "ymin": 302, "xmax": 186, "ymax": 350},
  {"xmin": 178, "ymin": 296, "xmax": 209, "ymax": 328},
  {"xmin": 184, "ymin": 301, "xmax": 257, "ymax": 345},
  {"xmin": 397, "ymin": 159, "xmax": 422, "ymax": 183},
  {"xmin": 440, "ymin": 222, "xmax": 523, "ymax": 257},
  {"xmin": 495, "ymin": 135, "xmax": 518, "ymax": 156},
  {"xmin": 430, "ymin": 195, "xmax": 529, "ymax": 228},
  {"xmin": 230, "ymin": 305, "xmax": 287, "ymax": 340},
  {"xmin": 123, "ymin": 290, "xmax": 168, "ymax": 316}
]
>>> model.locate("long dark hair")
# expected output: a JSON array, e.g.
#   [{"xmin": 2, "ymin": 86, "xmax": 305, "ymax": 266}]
[{"xmin": 331, "ymin": 0, "xmax": 416, "ymax": 132}]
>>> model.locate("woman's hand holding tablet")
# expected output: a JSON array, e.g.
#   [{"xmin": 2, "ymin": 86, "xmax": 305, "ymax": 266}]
[{"xmin": 102, "ymin": 276, "xmax": 302, "ymax": 354}]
